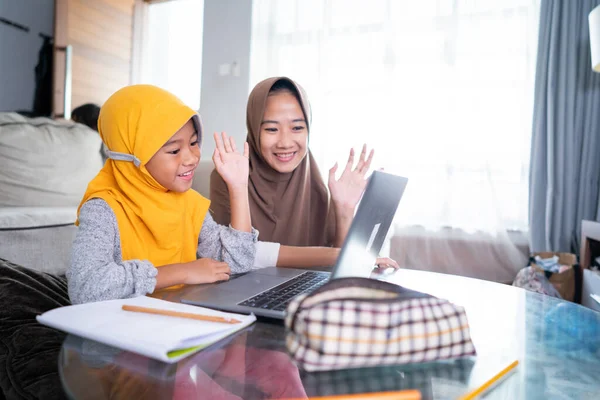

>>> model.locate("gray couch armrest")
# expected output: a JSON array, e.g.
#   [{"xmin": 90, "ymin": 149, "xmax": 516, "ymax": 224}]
[{"xmin": 0, "ymin": 207, "xmax": 77, "ymax": 276}]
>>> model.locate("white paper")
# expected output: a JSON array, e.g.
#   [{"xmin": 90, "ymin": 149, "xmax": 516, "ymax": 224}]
[{"xmin": 36, "ymin": 296, "xmax": 255, "ymax": 363}]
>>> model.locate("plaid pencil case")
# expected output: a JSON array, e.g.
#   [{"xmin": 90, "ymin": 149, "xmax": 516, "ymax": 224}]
[{"xmin": 285, "ymin": 277, "xmax": 476, "ymax": 372}]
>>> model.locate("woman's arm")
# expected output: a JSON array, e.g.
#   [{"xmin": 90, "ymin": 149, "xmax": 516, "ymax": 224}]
[
  {"xmin": 332, "ymin": 207, "xmax": 353, "ymax": 248},
  {"xmin": 252, "ymin": 242, "xmax": 339, "ymax": 269},
  {"xmin": 276, "ymin": 246, "xmax": 340, "ymax": 268},
  {"xmin": 276, "ymin": 246, "xmax": 399, "ymax": 270},
  {"xmin": 253, "ymin": 242, "xmax": 399, "ymax": 270},
  {"xmin": 328, "ymin": 145, "xmax": 374, "ymax": 246}
]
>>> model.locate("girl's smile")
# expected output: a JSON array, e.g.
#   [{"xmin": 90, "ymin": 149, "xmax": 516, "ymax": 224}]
[
  {"xmin": 177, "ymin": 169, "xmax": 195, "ymax": 181},
  {"xmin": 145, "ymin": 119, "xmax": 200, "ymax": 192}
]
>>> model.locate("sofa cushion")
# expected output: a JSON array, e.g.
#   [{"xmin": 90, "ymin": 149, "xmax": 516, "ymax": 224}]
[
  {"xmin": 0, "ymin": 207, "xmax": 76, "ymax": 229},
  {"xmin": 0, "ymin": 112, "xmax": 103, "ymax": 207},
  {"xmin": 0, "ymin": 207, "xmax": 77, "ymax": 276}
]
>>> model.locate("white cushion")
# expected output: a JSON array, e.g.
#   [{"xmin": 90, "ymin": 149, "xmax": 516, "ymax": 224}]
[
  {"xmin": 0, "ymin": 207, "xmax": 76, "ymax": 229},
  {"xmin": 0, "ymin": 112, "xmax": 104, "ymax": 207},
  {"xmin": 0, "ymin": 206, "xmax": 78, "ymax": 275}
]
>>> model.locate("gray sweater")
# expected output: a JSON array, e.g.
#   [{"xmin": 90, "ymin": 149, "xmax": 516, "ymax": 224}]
[{"xmin": 68, "ymin": 198, "xmax": 257, "ymax": 304}]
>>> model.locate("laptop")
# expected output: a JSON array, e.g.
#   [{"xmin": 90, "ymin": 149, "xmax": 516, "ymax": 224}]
[{"xmin": 181, "ymin": 171, "xmax": 408, "ymax": 319}]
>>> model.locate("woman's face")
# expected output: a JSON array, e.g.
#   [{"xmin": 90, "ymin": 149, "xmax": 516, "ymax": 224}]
[{"xmin": 259, "ymin": 90, "xmax": 308, "ymax": 173}]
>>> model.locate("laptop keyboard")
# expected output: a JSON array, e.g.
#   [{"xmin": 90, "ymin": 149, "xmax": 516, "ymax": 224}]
[{"xmin": 238, "ymin": 271, "xmax": 329, "ymax": 312}]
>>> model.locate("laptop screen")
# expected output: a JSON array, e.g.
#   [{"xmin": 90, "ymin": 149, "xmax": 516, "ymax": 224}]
[{"xmin": 331, "ymin": 171, "xmax": 408, "ymax": 279}]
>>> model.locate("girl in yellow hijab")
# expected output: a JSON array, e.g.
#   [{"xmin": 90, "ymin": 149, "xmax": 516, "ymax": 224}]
[{"xmin": 67, "ymin": 85, "xmax": 256, "ymax": 304}]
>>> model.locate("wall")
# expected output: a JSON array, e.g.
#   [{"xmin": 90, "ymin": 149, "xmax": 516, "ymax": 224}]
[
  {"xmin": 0, "ymin": 0, "xmax": 54, "ymax": 112},
  {"xmin": 54, "ymin": 0, "xmax": 135, "ymax": 115},
  {"xmin": 199, "ymin": 0, "xmax": 253, "ymax": 160}
]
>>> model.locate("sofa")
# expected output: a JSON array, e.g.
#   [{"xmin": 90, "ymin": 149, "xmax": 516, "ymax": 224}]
[
  {"xmin": 0, "ymin": 112, "xmax": 104, "ymax": 399},
  {"xmin": 0, "ymin": 112, "xmax": 104, "ymax": 276}
]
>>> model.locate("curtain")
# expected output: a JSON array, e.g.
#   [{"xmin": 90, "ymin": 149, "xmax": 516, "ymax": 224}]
[
  {"xmin": 529, "ymin": 0, "xmax": 600, "ymax": 253},
  {"xmin": 250, "ymin": 0, "xmax": 540, "ymax": 282},
  {"xmin": 250, "ymin": 0, "xmax": 539, "ymax": 233}
]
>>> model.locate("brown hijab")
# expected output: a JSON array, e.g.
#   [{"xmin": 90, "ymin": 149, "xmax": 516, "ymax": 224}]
[{"xmin": 210, "ymin": 77, "xmax": 336, "ymax": 246}]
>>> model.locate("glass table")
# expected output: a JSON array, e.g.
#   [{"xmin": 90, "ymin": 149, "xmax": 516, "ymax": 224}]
[{"xmin": 58, "ymin": 269, "xmax": 600, "ymax": 399}]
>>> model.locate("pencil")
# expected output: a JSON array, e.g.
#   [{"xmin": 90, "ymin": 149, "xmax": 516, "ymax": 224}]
[
  {"xmin": 121, "ymin": 305, "xmax": 241, "ymax": 324},
  {"xmin": 459, "ymin": 360, "xmax": 519, "ymax": 400},
  {"xmin": 281, "ymin": 389, "xmax": 421, "ymax": 400}
]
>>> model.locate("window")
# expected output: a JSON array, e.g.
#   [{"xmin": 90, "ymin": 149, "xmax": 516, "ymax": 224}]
[
  {"xmin": 250, "ymin": 0, "xmax": 540, "ymax": 233},
  {"xmin": 141, "ymin": 0, "xmax": 204, "ymax": 110}
]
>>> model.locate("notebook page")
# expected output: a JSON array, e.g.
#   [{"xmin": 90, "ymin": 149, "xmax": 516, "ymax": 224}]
[{"xmin": 37, "ymin": 295, "xmax": 255, "ymax": 362}]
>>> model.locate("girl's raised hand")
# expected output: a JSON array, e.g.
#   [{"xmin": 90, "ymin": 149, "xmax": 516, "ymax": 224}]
[{"xmin": 212, "ymin": 132, "xmax": 250, "ymax": 190}]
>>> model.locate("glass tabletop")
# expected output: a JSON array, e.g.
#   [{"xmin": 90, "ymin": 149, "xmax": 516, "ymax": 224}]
[{"xmin": 58, "ymin": 269, "xmax": 600, "ymax": 400}]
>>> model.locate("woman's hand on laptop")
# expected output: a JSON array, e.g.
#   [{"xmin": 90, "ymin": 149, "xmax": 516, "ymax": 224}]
[{"xmin": 375, "ymin": 257, "xmax": 400, "ymax": 270}]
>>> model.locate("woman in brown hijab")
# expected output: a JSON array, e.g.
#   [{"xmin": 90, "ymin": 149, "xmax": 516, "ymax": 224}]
[{"xmin": 211, "ymin": 77, "xmax": 397, "ymax": 268}]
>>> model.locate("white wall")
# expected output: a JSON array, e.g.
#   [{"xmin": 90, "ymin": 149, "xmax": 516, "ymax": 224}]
[
  {"xmin": 199, "ymin": 0, "xmax": 253, "ymax": 160},
  {"xmin": 0, "ymin": 0, "xmax": 54, "ymax": 112}
]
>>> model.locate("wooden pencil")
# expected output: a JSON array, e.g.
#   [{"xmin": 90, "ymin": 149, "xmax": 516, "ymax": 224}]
[
  {"xmin": 121, "ymin": 304, "xmax": 241, "ymax": 324},
  {"xmin": 459, "ymin": 360, "xmax": 519, "ymax": 400},
  {"xmin": 281, "ymin": 389, "xmax": 421, "ymax": 400}
]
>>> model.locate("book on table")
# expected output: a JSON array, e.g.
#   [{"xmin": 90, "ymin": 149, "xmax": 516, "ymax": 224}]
[{"xmin": 37, "ymin": 295, "xmax": 256, "ymax": 363}]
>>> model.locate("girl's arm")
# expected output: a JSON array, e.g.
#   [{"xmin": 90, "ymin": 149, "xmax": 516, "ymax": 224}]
[
  {"xmin": 229, "ymin": 186, "xmax": 251, "ymax": 233},
  {"xmin": 198, "ymin": 132, "xmax": 257, "ymax": 274},
  {"xmin": 209, "ymin": 168, "xmax": 231, "ymax": 225},
  {"xmin": 212, "ymin": 132, "xmax": 251, "ymax": 232},
  {"xmin": 68, "ymin": 199, "xmax": 158, "ymax": 304},
  {"xmin": 197, "ymin": 212, "xmax": 258, "ymax": 274},
  {"xmin": 70, "ymin": 200, "xmax": 231, "ymax": 304},
  {"xmin": 155, "ymin": 258, "xmax": 230, "ymax": 289}
]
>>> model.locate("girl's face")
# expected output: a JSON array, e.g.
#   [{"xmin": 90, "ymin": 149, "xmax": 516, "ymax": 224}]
[
  {"xmin": 259, "ymin": 90, "xmax": 308, "ymax": 173},
  {"xmin": 145, "ymin": 119, "xmax": 200, "ymax": 192}
]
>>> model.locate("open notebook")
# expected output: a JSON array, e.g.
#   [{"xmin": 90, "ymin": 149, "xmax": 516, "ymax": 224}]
[{"xmin": 37, "ymin": 296, "xmax": 256, "ymax": 363}]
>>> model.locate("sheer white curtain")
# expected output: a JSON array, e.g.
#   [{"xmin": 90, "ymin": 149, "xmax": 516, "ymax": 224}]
[{"xmin": 250, "ymin": 0, "xmax": 540, "ymax": 282}]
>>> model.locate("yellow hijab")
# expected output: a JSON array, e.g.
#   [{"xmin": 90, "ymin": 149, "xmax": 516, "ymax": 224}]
[{"xmin": 77, "ymin": 85, "xmax": 210, "ymax": 267}]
